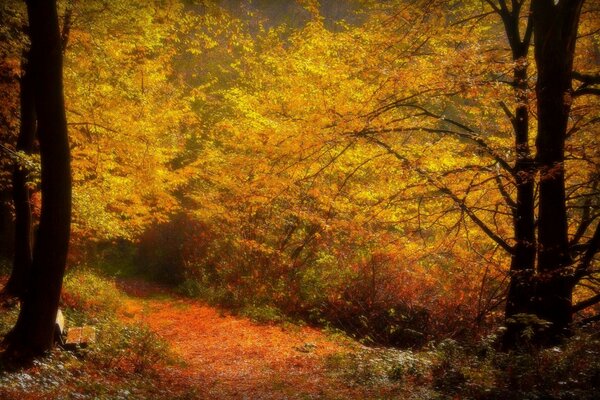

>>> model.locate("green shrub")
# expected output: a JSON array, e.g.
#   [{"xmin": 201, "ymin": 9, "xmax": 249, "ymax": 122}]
[
  {"xmin": 240, "ymin": 303, "xmax": 285, "ymax": 324},
  {"xmin": 0, "ymin": 257, "xmax": 11, "ymax": 275},
  {"xmin": 90, "ymin": 321, "xmax": 171, "ymax": 374},
  {"xmin": 61, "ymin": 268, "xmax": 122, "ymax": 318},
  {"xmin": 489, "ymin": 330, "xmax": 600, "ymax": 399},
  {"xmin": 175, "ymin": 278, "xmax": 239, "ymax": 310}
]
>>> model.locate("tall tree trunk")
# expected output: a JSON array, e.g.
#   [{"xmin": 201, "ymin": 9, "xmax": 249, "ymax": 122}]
[
  {"xmin": 498, "ymin": 6, "xmax": 537, "ymax": 349},
  {"xmin": 532, "ymin": 0, "xmax": 583, "ymax": 344},
  {"xmin": 0, "ymin": 191, "xmax": 14, "ymax": 261},
  {"xmin": 6, "ymin": 0, "xmax": 71, "ymax": 357},
  {"xmin": 3, "ymin": 50, "xmax": 36, "ymax": 299}
]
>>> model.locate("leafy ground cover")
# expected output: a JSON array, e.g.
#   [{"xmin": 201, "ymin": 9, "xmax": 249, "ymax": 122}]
[{"xmin": 1, "ymin": 270, "xmax": 599, "ymax": 399}]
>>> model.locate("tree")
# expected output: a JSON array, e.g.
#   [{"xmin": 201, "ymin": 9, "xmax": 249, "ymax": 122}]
[
  {"xmin": 361, "ymin": 0, "xmax": 599, "ymax": 345},
  {"xmin": 205, "ymin": 0, "xmax": 599, "ymax": 346},
  {"xmin": 5, "ymin": 0, "xmax": 71, "ymax": 357},
  {"xmin": 529, "ymin": 0, "xmax": 590, "ymax": 344},
  {"xmin": 2, "ymin": 48, "xmax": 35, "ymax": 299},
  {"xmin": 476, "ymin": 0, "xmax": 537, "ymax": 348},
  {"xmin": 479, "ymin": 0, "xmax": 599, "ymax": 346},
  {"xmin": 258, "ymin": 0, "xmax": 599, "ymax": 346}
]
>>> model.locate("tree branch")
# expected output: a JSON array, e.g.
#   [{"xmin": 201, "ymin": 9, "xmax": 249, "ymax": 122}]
[
  {"xmin": 356, "ymin": 133, "xmax": 514, "ymax": 254},
  {"xmin": 361, "ymin": 118, "xmax": 514, "ymax": 175},
  {"xmin": 570, "ymin": 181, "xmax": 598, "ymax": 248},
  {"xmin": 573, "ymin": 293, "xmax": 600, "ymax": 313},
  {"xmin": 493, "ymin": 172, "xmax": 516, "ymax": 211},
  {"xmin": 498, "ymin": 101, "xmax": 517, "ymax": 130},
  {"xmin": 484, "ymin": 0, "xmax": 502, "ymax": 15},
  {"xmin": 573, "ymin": 87, "xmax": 600, "ymax": 97},
  {"xmin": 522, "ymin": 11, "xmax": 534, "ymax": 48},
  {"xmin": 572, "ymin": 71, "xmax": 600, "ymax": 85},
  {"xmin": 574, "ymin": 222, "xmax": 600, "ymax": 282}
]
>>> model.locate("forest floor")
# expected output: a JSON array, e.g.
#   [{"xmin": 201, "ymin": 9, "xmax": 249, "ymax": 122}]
[
  {"xmin": 1, "ymin": 274, "xmax": 598, "ymax": 399},
  {"xmin": 116, "ymin": 279, "xmax": 398, "ymax": 399}
]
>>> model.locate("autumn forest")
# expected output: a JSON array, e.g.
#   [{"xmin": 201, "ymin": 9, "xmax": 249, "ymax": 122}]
[{"xmin": 0, "ymin": 0, "xmax": 599, "ymax": 399}]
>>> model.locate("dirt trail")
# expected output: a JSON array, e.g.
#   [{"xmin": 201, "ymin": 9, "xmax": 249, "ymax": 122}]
[{"xmin": 117, "ymin": 280, "xmax": 383, "ymax": 399}]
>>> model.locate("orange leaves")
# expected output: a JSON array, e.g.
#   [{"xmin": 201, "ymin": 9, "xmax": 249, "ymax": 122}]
[{"xmin": 47, "ymin": 0, "xmax": 598, "ymax": 341}]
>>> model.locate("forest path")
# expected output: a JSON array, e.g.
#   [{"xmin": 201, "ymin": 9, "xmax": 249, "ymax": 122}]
[{"xmin": 116, "ymin": 279, "xmax": 385, "ymax": 400}]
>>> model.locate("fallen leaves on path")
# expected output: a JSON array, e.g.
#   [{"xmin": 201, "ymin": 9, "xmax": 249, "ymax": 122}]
[{"xmin": 117, "ymin": 279, "xmax": 394, "ymax": 399}]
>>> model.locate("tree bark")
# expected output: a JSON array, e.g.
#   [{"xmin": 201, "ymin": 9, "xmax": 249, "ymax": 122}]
[
  {"xmin": 3, "ymin": 50, "xmax": 36, "ymax": 299},
  {"xmin": 6, "ymin": 0, "xmax": 71, "ymax": 357},
  {"xmin": 532, "ymin": 0, "xmax": 583, "ymax": 344},
  {"xmin": 498, "ymin": 5, "xmax": 537, "ymax": 349}
]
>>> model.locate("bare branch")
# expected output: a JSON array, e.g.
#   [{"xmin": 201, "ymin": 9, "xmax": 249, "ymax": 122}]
[
  {"xmin": 499, "ymin": 101, "xmax": 516, "ymax": 129},
  {"xmin": 573, "ymin": 88, "xmax": 600, "ymax": 97},
  {"xmin": 522, "ymin": 11, "xmax": 533, "ymax": 48},
  {"xmin": 573, "ymin": 293, "xmax": 600, "ymax": 313},
  {"xmin": 574, "ymin": 222, "xmax": 600, "ymax": 282},
  {"xmin": 450, "ymin": 11, "xmax": 495, "ymax": 26},
  {"xmin": 572, "ymin": 71, "xmax": 600, "ymax": 85},
  {"xmin": 360, "ymin": 113, "xmax": 514, "ymax": 175},
  {"xmin": 356, "ymin": 134, "xmax": 514, "ymax": 254},
  {"xmin": 484, "ymin": 0, "xmax": 502, "ymax": 15},
  {"xmin": 494, "ymin": 172, "xmax": 516, "ymax": 211}
]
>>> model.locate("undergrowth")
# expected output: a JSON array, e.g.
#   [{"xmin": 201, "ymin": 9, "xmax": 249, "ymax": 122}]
[
  {"xmin": 1, "ymin": 268, "xmax": 598, "ymax": 399},
  {"xmin": 0, "ymin": 268, "xmax": 199, "ymax": 400},
  {"xmin": 325, "ymin": 331, "xmax": 600, "ymax": 400}
]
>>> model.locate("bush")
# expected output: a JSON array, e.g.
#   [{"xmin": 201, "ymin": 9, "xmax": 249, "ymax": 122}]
[
  {"xmin": 240, "ymin": 304, "xmax": 285, "ymax": 324},
  {"xmin": 488, "ymin": 329, "xmax": 600, "ymax": 399},
  {"xmin": 124, "ymin": 202, "xmax": 507, "ymax": 350},
  {"xmin": 325, "ymin": 346, "xmax": 434, "ymax": 395},
  {"xmin": 324, "ymin": 329, "xmax": 600, "ymax": 399},
  {"xmin": 90, "ymin": 322, "xmax": 171, "ymax": 374},
  {"xmin": 61, "ymin": 268, "xmax": 122, "ymax": 318}
]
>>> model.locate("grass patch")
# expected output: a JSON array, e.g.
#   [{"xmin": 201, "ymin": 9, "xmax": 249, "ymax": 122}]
[
  {"xmin": 0, "ymin": 269, "xmax": 199, "ymax": 399},
  {"xmin": 240, "ymin": 304, "xmax": 286, "ymax": 324}
]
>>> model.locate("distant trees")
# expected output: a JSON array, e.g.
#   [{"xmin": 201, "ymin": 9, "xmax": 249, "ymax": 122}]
[{"xmin": 4, "ymin": 0, "xmax": 71, "ymax": 357}]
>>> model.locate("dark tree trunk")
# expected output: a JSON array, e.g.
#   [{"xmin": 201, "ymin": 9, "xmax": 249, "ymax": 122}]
[
  {"xmin": 509, "ymin": 64, "xmax": 536, "ymax": 314},
  {"xmin": 6, "ymin": 0, "xmax": 71, "ymax": 357},
  {"xmin": 532, "ymin": 0, "xmax": 583, "ymax": 344},
  {"xmin": 3, "ymin": 50, "xmax": 36, "ymax": 299},
  {"xmin": 498, "ymin": 6, "xmax": 537, "ymax": 349},
  {"xmin": 0, "ymin": 191, "xmax": 14, "ymax": 261}
]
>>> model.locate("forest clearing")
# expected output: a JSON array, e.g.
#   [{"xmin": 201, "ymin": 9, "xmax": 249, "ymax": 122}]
[{"xmin": 0, "ymin": 0, "xmax": 599, "ymax": 398}]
